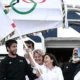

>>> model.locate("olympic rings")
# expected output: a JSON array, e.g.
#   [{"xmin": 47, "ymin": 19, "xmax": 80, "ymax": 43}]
[
  {"xmin": 10, "ymin": 0, "xmax": 37, "ymax": 14},
  {"xmin": 4, "ymin": 0, "xmax": 46, "ymax": 14}
]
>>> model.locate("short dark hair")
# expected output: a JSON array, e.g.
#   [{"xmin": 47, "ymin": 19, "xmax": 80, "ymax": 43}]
[
  {"xmin": 25, "ymin": 40, "xmax": 34, "ymax": 48},
  {"xmin": 5, "ymin": 39, "xmax": 17, "ymax": 51},
  {"xmin": 44, "ymin": 53, "xmax": 59, "ymax": 66}
]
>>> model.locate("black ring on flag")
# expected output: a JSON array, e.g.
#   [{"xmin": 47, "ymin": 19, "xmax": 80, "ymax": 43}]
[{"xmin": 5, "ymin": 0, "xmax": 19, "ymax": 8}]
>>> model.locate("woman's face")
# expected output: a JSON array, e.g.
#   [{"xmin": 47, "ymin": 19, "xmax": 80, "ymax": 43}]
[
  {"xmin": 44, "ymin": 55, "xmax": 53, "ymax": 67},
  {"xmin": 33, "ymin": 52, "xmax": 43, "ymax": 65}
]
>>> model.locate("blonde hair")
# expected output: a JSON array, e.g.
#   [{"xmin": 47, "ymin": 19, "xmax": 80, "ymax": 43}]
[{"xmin": 33, "ymin": 49, "xmax": 45, "ymax": 56}]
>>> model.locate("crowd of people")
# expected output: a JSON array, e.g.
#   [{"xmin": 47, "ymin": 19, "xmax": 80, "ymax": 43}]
[{"xmin": 0, "ymin": 39, "xmax": 80, "ymax": 80}]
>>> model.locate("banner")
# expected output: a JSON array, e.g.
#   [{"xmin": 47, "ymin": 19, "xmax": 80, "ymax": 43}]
[{"xmin": 0, "ymin": 0, "xmax": 68, "ymax": 41}]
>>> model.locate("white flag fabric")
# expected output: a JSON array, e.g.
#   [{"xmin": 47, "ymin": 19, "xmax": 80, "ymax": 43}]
[
  {"xmin": 0, "ymin": 3, "xmax": 14, "ymax": 40},
  {"xmin": 0, "ymin": 0, "xmax": 68, "ymax": 40}
]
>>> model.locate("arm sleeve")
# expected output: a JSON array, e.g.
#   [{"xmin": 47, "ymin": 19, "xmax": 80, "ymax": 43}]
[
  {"xmin": 0, "ymin": 59, "xmax": 7, "ymax": 80},
  {"xmin": 24, "ymin": 58, "xmax": 38, "ymax": 80},
  {"xmin": 57, "ymin": 68, "xmax": 64, "ymax": 80}
]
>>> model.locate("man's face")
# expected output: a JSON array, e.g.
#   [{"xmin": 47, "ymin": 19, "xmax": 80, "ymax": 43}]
[
  {"xmin": 8, "ymin": 43, "xmax": 17, "ymax": 56},
  {"xmin": 27, "ymin": 43, "xmax": 33, "ymax": 50},
  {"xmin": 73, "ymin": 48, "xmax": 78, "ymax": 58}
]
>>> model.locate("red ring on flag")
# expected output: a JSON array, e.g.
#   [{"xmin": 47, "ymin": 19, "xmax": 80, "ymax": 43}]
[{"xmin": 22, "ymin": 0, "xmax": 46, "ymax": 3}]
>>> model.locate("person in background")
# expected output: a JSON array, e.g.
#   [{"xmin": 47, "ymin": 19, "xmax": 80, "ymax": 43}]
[
  {"xmin": 70, "ymin": 48, "xmax": 80, "ymax": 63},
  {"xmin": 62, "ymin": 48, "xmax": 80, "ymax": 80},
  {"xmin": 73, "ymin": 48, "xmax": 80, "ymax": 80},
  {"xmin": 24, "ymin": 40, "xmax": 35, "ymax": 63},
  {"xmin": 25, "ymin": 40, "xmax": 34, "ymax": 51},
  {"xmin": 24, "ymin": 40, "xmax": 35, "ymax": 80},
  {"xmin": 0, "ymin": 39, "xmax": 38, "ymax": 80}
]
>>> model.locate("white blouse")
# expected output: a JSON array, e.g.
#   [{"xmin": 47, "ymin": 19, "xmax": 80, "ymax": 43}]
[{"xmin": 35, "ymin": 65, "xmax": 64, "ymax": 80}]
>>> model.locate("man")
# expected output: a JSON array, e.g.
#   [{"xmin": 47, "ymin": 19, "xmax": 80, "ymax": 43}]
[
  {"xmin": 0, "ymin": 39, "xmax": 37, "ymax": 80},
  {"xmin": 71, "ymin": 48, "xmax": 80, "ymax": 62},
  {"xmin": 73, "ymin": 47, "xmax": 80, "ymax": 80},
  {"xmin": 24, "ymin": 40, "xmax": 35, "ymax": 63},
  {"xmin": 25, "ymin": 40, "xmax": 34, "ymax": 51},
  {"xmin": 24, "ymin": 40, "xmax": 35, "ymax": 80},
  {"xmin": 62, "ymin": 48, "xmax": 80, "ymax": 80}
]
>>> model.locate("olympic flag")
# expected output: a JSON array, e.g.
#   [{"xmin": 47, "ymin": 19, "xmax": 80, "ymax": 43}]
[{"xmin": 0, "ymin": 0, "xmax": 68, "ymax": 41}]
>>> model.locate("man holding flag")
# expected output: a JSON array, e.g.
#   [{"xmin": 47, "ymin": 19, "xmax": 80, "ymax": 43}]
[{"xmin": 0, "ymin": 39, "xmax": 38, "ymax": 80}]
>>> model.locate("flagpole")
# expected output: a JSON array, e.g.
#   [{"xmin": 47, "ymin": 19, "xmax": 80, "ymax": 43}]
[{"xmin": 15, "ymin": 27, "xmax": 41, "ymax": 74}]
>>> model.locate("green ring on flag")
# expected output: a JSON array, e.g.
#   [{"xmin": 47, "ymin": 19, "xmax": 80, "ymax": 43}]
[{"xmin": 10, "ymin": 0, "xmax": 37, "ymax": 15}]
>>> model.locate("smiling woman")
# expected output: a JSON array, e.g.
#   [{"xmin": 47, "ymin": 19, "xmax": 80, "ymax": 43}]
[
  {"xmin": 44, "ymin": 54, "xmax": 59, "ymax": 68},
  {"xmin": 28, "ymin": 52, "xmax": 64, "ymax": 80},
  {"xmin": 33, "ymin": 49, "xmax": 45, "ymax": 65},
  {"xmin": 36, "ymin": 53, "xmax": 64, "ymax": 80}
]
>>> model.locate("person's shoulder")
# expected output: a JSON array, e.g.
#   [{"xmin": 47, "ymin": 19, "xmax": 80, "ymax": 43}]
[
  {"xmin": 0, "ymin": 56, "xmax": 8, "ymax": 64},
  {"xmin": 17, "ymin": 55, "xmax": 25, "ymax": 60},
  {"xmin": 75, "ymin": 63, "xmax": 80, "ymax": 71},
  {"xmin": 53, "ymin": 66, "xmax": 63, "ymax": 73},
  {"xmin": 2, "ymin": 55, "xmax": 8, "ymax": 61},
  {"xmin": 64, "ymin": 61, "xmax": 71, "ymax": 65},
  {"xmin": 55, "ymin": 66, "xmax": 62, "ymax": 71},
  {"xmin": 62, "ymin": 62, "xmax": 72, "ymax": 68}
]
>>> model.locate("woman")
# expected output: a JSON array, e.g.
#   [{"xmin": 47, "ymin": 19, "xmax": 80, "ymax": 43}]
[
  {"xmin": 24, "ymin": 49, "xmax": 45, "ymax": 80},
  {"xmin": 30, "ymin": 53, "xmax": 64, "ymax": 80},
  {"xmin": 33, "ymin": 49, "xmax": 45, "ymax": 65},
  {"xmin": 40, "ymin": 53, "xmax": 64, "ymax": 80}
]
